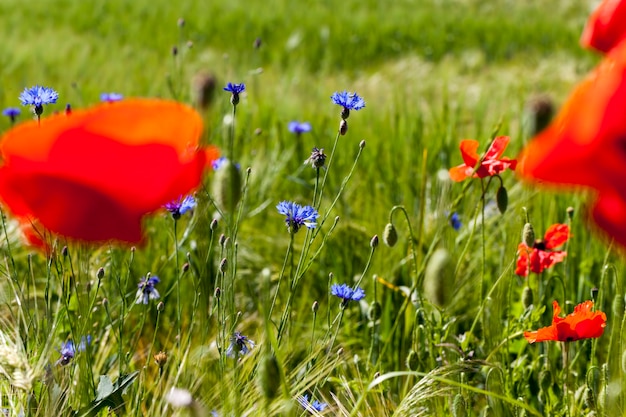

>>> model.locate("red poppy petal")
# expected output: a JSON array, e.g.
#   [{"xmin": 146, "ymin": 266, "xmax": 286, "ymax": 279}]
[
  {"xmin": 517, "ymin": 42, "xmax": 626, "ymax": 188},
  {"xmin": 515, "ymin": 243, "xmax": 530, "ymax": 276},
  {"xmin": 581, "ymin": 0, "xmax": 626, "ymax": 54},
  {"xmin": 524, "ymin": 325, "xmax": 557, "ymax": 343},
  {"xmin": 459, "ymin": 140, "xmax": 480, "ymax": 168},
  {"xmin": 544, "ymin": 224, "xmax": 570, "ymax": 249},
  {"xmin": 591, "ymin": 189, "xmax": 626, "ymax": 248},
  {"xmin": 449, "ymin": 164, "xmax": 473, "ymax": 182},
  {"xmin": 484, "ymin": 136, "xmax": 510, "ymax": 160}
]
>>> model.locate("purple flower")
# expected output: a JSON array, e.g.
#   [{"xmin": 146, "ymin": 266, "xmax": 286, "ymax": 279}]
[
  {"xmin": 223, "ymin": 82, "xmax": 245, "ymax": 105},
  {"xmin": 449, "ymin": 212, "xmax": 462, "ymax": 231},
  {"xmin": 226, "ymin": 332, "xmax": 255, "ymax": 357},
  {"xmin": 288, "ymin": 121, "xmax": 312, "ymax": 135},
  {"xmin": 100, "ymin": 92, "xmax": 124, "ymax": 102},
  {"xmin": 305, "ymin": 147, "xmax": 327, "ymax": 169},
  {"xmin": 2, "ymin": 108, "xmax": 20, "ymax": 123},
  {"xmin": 164, "ymin": 195, "xmax": 196, "ymax": 220},
  {"xmin": 331, "ymin": 283, "xmax": 365, "ymax": 305},
  {"xmin": 57, "ymin": 336, "xmax": 91, "ymax": 366},
  {"xmin": 136, "ymin": 275, "xmax": 161, "ymax": 304},
  {"xmin": 19, "ymin": 85, "xmax": 58, "ymax": 117},
  {"xmin": 276, "ymin": 201, "xmax": 318, "ymax": 234},
  {"xmin": 298, "ymin": 395, "xmax": 328, "ymax": 413}
]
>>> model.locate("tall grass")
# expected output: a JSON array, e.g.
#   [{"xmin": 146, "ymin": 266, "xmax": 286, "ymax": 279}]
[{"xmin": 0, "ymin": 0, "xmax": 622, "ymax": 416}]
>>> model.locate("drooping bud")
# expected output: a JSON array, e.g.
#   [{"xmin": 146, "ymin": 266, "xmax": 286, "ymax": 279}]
[
  {"xmin": 405, "ymin": 350, "xmax": 419, "ymax": 371},
  {"xmin": 496, "ymin": 186, "xmax": 508, "ymax": 214},
  {"xmin": 383, "ymin": 223, "xmax": 398, "ymax": 247},
  {"xmin": 616, "ymin": 295, "xmax": 626, "ymax": 318},
  {"xmin": 522, "ymin": 287, "xmax": 534, "ymax": 309}
]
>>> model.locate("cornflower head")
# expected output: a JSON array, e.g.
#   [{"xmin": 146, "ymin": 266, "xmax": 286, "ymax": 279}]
[
  {"xmin": 19, "ymin": 85, "xmax": 58, "ymax": 118},
  {"xmin": 305, "ymin": 147, "xmax": 327, "ymax": 169},
  {"xmin": 449, "ymin": 212, "xmax": 462, "ymax": 231},
  {"xmin": 100, "ymin": 92, "xmax": 123, "ymax": 102},
  {"xmin": 164, "ymin": 195, "xmax": 196, "ymax": 220},
  {"xmin": 223, "ymin": 82, "xmax": 246, "ymax": 106},
  {"xmin": 226, "ymin": 332, "xmax": 255, "ymax": 357},
  {"xmin": 2, "ymin": 108, "xmax": 20, "ymax": 124},
  {"xmin": 331, "ymin": 91, "xmax": 365, "ymax": 120},
  {"xmin": 331, "ymin": 283, "xmax": 365, "ymax": 307},
  {"xmin": 288, "ymin": 121, "xmax": 312, "ymax": 135},
  {"xmin": 57, "ymin": 336, "xmax": 91, "ymax": 366},
  {"xmin": 136, "ymin": 275, "xmax": 160, "ymax": 304},
  {"xmin": 298, "ymin": 394, "xmax": 328, "ymax": 413},
  {"xmin": 276, "ymin": 201, "xmax": 318, "ymax": 234}
]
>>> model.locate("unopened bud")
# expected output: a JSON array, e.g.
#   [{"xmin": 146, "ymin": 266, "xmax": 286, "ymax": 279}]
[
  {"xmin": 522, "ymin": 223, "xmax": 535, "ymax": 248},
  {"xmin": 219, "ymin": 258, "xmax": 228, "ymax": 273},
  {"xmin": 62, "ymin": 246, "xmax": 68, "ymax": 257},
  {"xmin": 212, "ymin": 160, "xmax": 242, "ymax": 211},
  {"xmin": 452, "ymin": 394, "xmax": 468, "ymax": 417},
  {"xmin": 210, "ymin": 219, "xmax": 219, "ymax": 231},
  {"xmin": 383, "ymin": 223, "xmax": 398, "ymax": 247},
  {"xmin": 312, "ymin": 301, "xmax": 319, "ymax": 313},
  {"xmin": 522, "ymin": 287, "xmax": 534, "ymax": 309},
  {"xmin": 257, "ymin": 354, "xmax": 280, "ymax": 399},
  {"xmin": 613, "ymin": 294, "xmax": 625, "ymax": 317},
  {"xmin": 370, "ymin": 235, "xmax": 379, "ymax": 248},
  {"xmin": 97, "ymin": 267, "xmax": 105, "ymax": 280},
  {"xmin": 157, "ymin": 301, "xmax": 165, "ymax": 311},
  {"xmin": 496, "ymin": 186, "xmax": 508, "ymax": 214},
  {"xmin": 591, "ymin": 287, "xmax": 599, "ymax": 301},
  {"xmin": 154, "ymin": 351, "xmax": 168, "ymax": 367},
  {"xmin": 406, "ymin": 350, "xmax": 419, "ymax": 371},
  {"xmin": 182, "ymin": 263, "xmax": 190, "ymax": 273},
  {"xmin": 424, "ymin": 248, "xmax": 454, "ymax": 307},
  {"xmin": 567, "ymin": 206, "xmax": 575, "ymax": 219},
  {"xmin": 191, "ymin": 71, "xmax": 217, "ymax": 110},
  {"xmin": 214, "ymin": 287, "xmax": 221, "ymax": 299},
  {"xmin": 339, "ymin": 119, "xmax": 348, "ymax": 135},
  {"xmin": 367, "ymin": 301, "xmax": 382, "ymax": 321},
  {"xmin": 359, "ymin": 140, "xmax": 366, "ymax": 149},
  {"xmin": 219, "ymin": 234, "xmax": 226, "ymax": 246}
]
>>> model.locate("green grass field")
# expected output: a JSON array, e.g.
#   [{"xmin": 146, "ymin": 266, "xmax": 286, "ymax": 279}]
[{"xmin": 0, "ymin": 0, "xmax": 623, "ymax": 416}]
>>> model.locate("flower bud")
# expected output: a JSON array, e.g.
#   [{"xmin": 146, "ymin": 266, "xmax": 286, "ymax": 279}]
[
  {"xmin": 312, "ymin": 301, "xmax": 319, "ymax": 313},
  {"xmin": 157, "ymin": 301, "xmax": 165, "ymax": 311},
  {"xmin": 370, "ymin": 235, "xmax": 379, "ymax": 248},
  {"xmin": 154, "ymin": 351, "xmax": 168, "ymax": 368},
  {"xmin": 423, "ymin": 248, "xmax": 454, "ymax": 307},
  {"xmin": 613, "ymin": 294, "xmax": 625, "ymax": 317},
  {"xmin": 97, "ymin": 267, "xmax": 105, "ymax": 280},
  {"xmin": 210, "ymin": 218, "xmax": 219, "ymax": 231},
  {"xmin": 339, "ymin": 119, "xmax": 348, "ymax": 135},
  {"xmin": 182, "ymin": 262, "xmax": 190, "ymax": 273},
  {"xmin": 567, "ymin": 206, "xmax": 574, "ymax": 219},
  {"xmin": 522, "ymin": 223, "xmax": 535, "ymax": 248},
  {"xmin": 591, "ymin": 287, "xmax": 599, "ymax": 301},
  {"xmin": 214, "ymin": 287, "xmax": 221, "ymax": 299},
  {"xmin": 359, "ymin": 140, "xmax": 366, "ymax": 149},
  {"xmin": 62, "ymin": 246, "xmax": 68, "ymax": 257},
  {"xmin": 212, "ymin": 160, "xmax": 242, "ymax": 212},
  {"xmin": 525, "ymin": 94, "xmax": 554, "ymax": 137},
  {"xmin": 405, "ymin": 350, "xmax": 419, "ymax": 371},
  {"xmin": 383, "ymin": 223, "xmax": 398, "ymax": 247},
  {"xmin": 191, "ymin": 71, "xmax": 217, "ymax": 111},
  {"xmin": 219, "ymin": 258, "xmax": 228, "ymax": 273},
  {"xmin": 522, "ymin": 286, "xmax": 533, "ymax": 309},
  {"xmin": 496, "ymin": 186, "xmax": 508, "ymax": 214},
  {"xmin": 257, "ymin": 354, "xmax": 281, "ymax": 400}
]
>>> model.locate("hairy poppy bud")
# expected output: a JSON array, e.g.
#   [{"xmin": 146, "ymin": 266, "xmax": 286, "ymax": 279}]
[
  {"xmin": 524, "ymin": 94, "xmax": 554, "ymax": 137},
  {"xmin": 383, "ymin": 223, "xmax": 398, "ymax": 247},
  {"xmin": 522, "ymin": 287, "xmax": 533, "ymax": 309},
  {"xmin": 213, "ymin": 160, "xmax": 242, "ymax": 212},
  {"xmin": 522, "ymin": 223, "xmax": 535, "ymax": 248},
  {"xmin": 424, "ymin": 248, "xmax": 454, "ymax": 307},
  {"xmin": 257, "ymin": 354, "xmax": 281, "ymax": 400},
  {"xmin": 452, "ymin": 394, "xmax": 467, "ymax": 417},
  {"xmin": 496, "ymin": 186, "xmax": 508, "ymax": 214}
]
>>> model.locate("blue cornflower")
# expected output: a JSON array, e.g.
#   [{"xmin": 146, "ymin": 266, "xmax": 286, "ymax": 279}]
[
  {"xmin": 164, "ymin": 195, "xmax": 196, "ymax": 220},
  {"xmin": 288, "ymin": 121, "xmax": 312, "ymax": 135},
  {"xmin": 100, "ymin": 92, "xmax": 123, "ymax": 102},
  {"xmin": 331, "ymin": 91, "xmax": 365, "ymax": 120},
  {"xmin": 19, "ymin": 85, "xmax": 58, "ymax": 117},
  {"xmin": 136, "ymin": 275, "xmax": 160, "ymax": 304},
  {"xmin": 276, "ymin": 201, "xmax": 318, "ymax": 234},
  {"xmin": 223, "ymin": 82, "xmax": 245, "ymax": 106},
  {"xmin": 225, "ymin": 331, "xmax": 255, "ymax": 357},
  {"xmin": 449, "ymin": 212, "xmax": 462, "ymax": 231},
  {"xmin": 57, "ymin": 335, "xmax": 91, "ymax": 366},
  {"xmin": 2, "ymin": 107, "xmax": 20, "ymax": 124},
  {"xmin": 298, "ymin": 395, "xmax": 328, "ymax": 413},
  {"xmin": 212, "ymin": 156, "xmax": 241, "ymax": 171},
  {"xmin": 331, "ymin": 283, "xmax": 365, "ymax": 306}
]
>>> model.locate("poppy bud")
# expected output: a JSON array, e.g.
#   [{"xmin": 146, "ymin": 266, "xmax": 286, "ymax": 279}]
[
  {"xmin": 524, "ymin": 94, "xmax": 554, "ymax": 137},
  {"xmin": 566, "ymin": 206, "xmax": 575, "ymax": 219},
  {"xmin": 212, "ymin": 160, "xmax": 242, "ymax": 212},
  {"xmin": 423, "ymin": 248, "xmax": 454, "ymax": 307},
  {"xmin": 612, "ymin": 294, "xmax": 624, "ymax": 317},
  {"xmin": 257, "ymin": 354, "xmax": 280, "ymax": 400},
  {"xmin": 383, "ymin": 223, "xmax": 398, "ymax": 247},
  {"xmin": 522, "ymin": 223, "xmax": 535, "ymax": 248},
  {"xmin": 496, "ymin": 186, "xmax": 508, "ymax": 214},
  {"xmin": 191, "ymin": 71, "xmax": 217, "ymax": 111},
  {"xmin": 522, "ymin": 287, "xmax": 533, "ymax": 309},
  {"xmin": 452, "ymin": 394, "xmax": 468, "ymax": 417}
]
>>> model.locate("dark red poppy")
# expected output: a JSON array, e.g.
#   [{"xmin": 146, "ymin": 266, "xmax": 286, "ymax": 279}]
[
  {"xmin": 0, "ymin": 99, "xmax": 219, "ymax": 245},
  {"xmin": 517, "ymin": 41, "xmax": 626, "ymax": 248},
  {"xmin": 581, "ymin": 0, "xmax": 626, "ymax": 54},
  {"xmin": 449, "ymin": 136, "xmax": 517, "ymax": 182},
  {"xmin": 515, "ymin": 224, "xmax": 569, "ymax": 277},
  {"xmin": 524, "ymin": 300, "xmax": 607, "ymax": 343}
]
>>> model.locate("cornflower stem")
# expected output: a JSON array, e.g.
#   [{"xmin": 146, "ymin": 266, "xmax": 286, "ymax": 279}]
[
  {"xmin": 314, "ymin": 131, "xmax": 340, "ymax": 209},
  {"xmin": 270, "ymin": 233, "xmax": 293, "ymax": 331},
  {"xmin": 312, "ymin": 167, "xmax": 321, "ymax": 207},
  {"xmin": 388, "ymin": 206, "xmax": 422, "ymax": 306},
  {"xmin": 173, "ymin": 219, "xmax": 182, "ymax": 348},
  {"xmin": 229, "ymin": 104, "xmax": 237, "ymax": 162}
]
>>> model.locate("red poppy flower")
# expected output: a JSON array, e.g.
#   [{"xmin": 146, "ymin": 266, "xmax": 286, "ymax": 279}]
[
  {"xmin": 448, "ymin": 136, "xmax": 517, "ymax": 182},
  {"xmin": 515, "ymin": 224, "xmax": 569, "ymax": 277},
  {"xmin": 581, "ymin": 0, "xmax": 626, "ymax": 54},
  {"xmin": 524, "ymin": 300, "xmax": 607, "ymax": 343},
  {"xmin": 0, "ymin": 99, "xmax": 219, "ymax": 245}
]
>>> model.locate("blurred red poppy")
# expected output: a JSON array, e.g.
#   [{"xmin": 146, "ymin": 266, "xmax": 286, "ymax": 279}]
[
  {"xmin": 449, "ymin": 136, "xmax": 517, "ymax": 182},
  {"xmin": 0, "ymin": 99, "xmax": 219, "ymax": 245},
  {"xmin": 518, "ymin": 41, "xmax": 626, "ymax": 248},
  {"xmin": 581, "ymin": 0, "xmax": 626, "ymax": 54},
  {"xmin": 516, "ymin": 224, "xmax": 569, "ymax": 276},
  {"xmin": 524, "ymin": 300, "xmax": 606, "ymax": 343}
]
